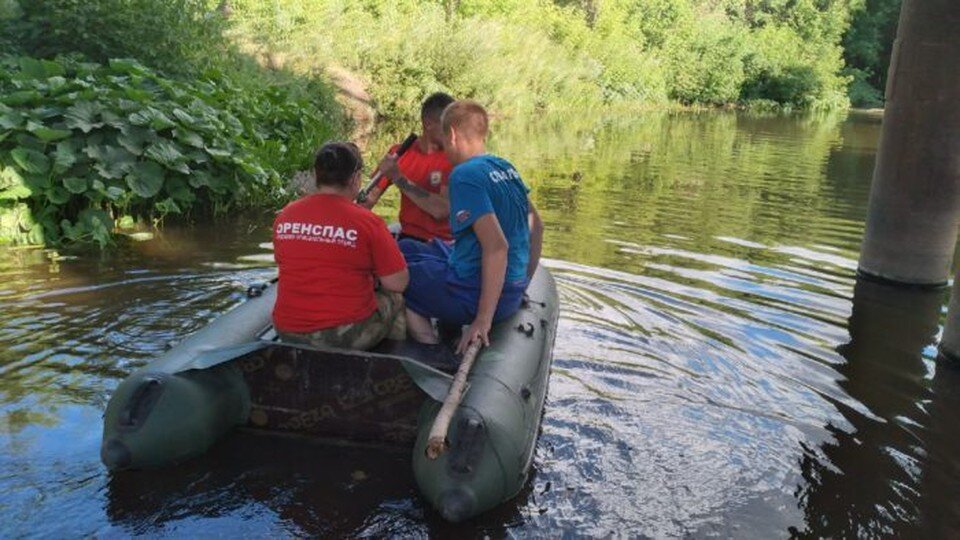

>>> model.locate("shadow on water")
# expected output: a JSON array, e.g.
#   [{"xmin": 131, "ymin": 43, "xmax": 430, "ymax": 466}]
[
  {"xmin": 922, "ymin": 360, "xmax": 960, "ymax": 536},
  {"xmin": 104, "ymin": 432, "xmax": 530, "ymax": 537},
  {"xmin": 794, "ymin": 277, "xmax": 960, "ymax": 538},
  {"xmin": 3, "ymin": 110, "xmax": 960, "ymax": 536},
  {"xmin": 794, "ymin": 279, "xmax": 946, "ymax": 537}
]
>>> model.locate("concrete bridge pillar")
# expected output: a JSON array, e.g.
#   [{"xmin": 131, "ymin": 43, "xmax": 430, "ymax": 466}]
[{"xmin": 857, "ymin": 0, "xmax": 960, "ymax": 287}]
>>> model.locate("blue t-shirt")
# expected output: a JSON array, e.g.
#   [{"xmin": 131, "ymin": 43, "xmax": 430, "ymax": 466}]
[{"xmin": 449, "ymin": 155, "xmax": 530, "ymax": 283}]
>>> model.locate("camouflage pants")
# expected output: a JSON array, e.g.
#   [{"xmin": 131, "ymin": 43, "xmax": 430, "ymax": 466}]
[{"xmin": 279, "ymin": 291, "xmax": 405, "ymax": 351}]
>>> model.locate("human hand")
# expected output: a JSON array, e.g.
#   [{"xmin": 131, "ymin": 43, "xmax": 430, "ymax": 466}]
[
  {"xmin": 457, "ymin": 316, "xmax": 492, "ymax": 355},
  {"xmin": 377, "ymin": 155, "xmax": 401, "ymax": 182}
]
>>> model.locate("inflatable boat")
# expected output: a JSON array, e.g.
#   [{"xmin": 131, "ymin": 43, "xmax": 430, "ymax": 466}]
[{"xmin": 100, "ymin": 266, "xmax": 559, "ymax": 522}]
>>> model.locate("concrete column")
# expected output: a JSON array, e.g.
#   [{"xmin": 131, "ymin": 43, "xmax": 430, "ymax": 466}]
[{"xmin": 857, "ymin": 0, "xmax": 960, "ymax": 286}]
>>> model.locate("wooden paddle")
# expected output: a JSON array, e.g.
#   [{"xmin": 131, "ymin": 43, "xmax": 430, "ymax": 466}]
[
  {"xmin": 356, "ymin": 132, "xmax": 419, "ymax": 203},
  {"xmin": 425, "ymin": 340, "xmax": 483, "ymax": 459}
]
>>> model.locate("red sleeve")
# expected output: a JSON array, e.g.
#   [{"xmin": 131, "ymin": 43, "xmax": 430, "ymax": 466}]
[{"xmin": 369, "ymin": 217, "xmax": 407, "ymax": 277}]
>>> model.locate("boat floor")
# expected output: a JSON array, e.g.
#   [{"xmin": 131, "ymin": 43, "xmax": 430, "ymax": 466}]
[{"xmin": 236, "ymin": 339, "xmax": 459, "ymax": 447}]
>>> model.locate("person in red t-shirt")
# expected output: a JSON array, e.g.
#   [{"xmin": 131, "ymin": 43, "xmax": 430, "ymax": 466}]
[
  {"xmin": 273, "ymin": 142, "xmax": 409, "ymax": 350},
  {"xmin": 359, "ymin": 92, "xmax": 455, "ymax": 242}
]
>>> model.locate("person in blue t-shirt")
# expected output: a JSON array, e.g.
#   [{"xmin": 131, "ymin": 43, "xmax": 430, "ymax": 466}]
[{"xmin": 400, "ymin": 100, "xmax": 544, "ymax": 352}]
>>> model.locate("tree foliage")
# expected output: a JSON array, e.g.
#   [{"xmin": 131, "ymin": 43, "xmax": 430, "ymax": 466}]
[
  {"xmin": 231, "ymin": 0, "xmax": 867, "ymax": 119},
  {"xmin": 842, "ymin": 0, "xmax": 901, "ymax": 107}
]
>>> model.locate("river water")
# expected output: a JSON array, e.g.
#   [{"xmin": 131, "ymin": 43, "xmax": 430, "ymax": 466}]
[{"xmin": 2, "ymin": 111, "xmax": 958, "ymax": 537}]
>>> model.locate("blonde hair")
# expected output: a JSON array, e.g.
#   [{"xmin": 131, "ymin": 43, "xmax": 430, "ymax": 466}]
[{"xmin": 441, "ymin": 100, "xmax": 489, "ymax": 140}]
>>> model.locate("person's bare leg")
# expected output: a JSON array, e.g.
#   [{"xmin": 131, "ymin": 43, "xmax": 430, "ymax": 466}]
[{"xmin": 406, "ymin": 308, "xmax": 439, "ymax": 344}]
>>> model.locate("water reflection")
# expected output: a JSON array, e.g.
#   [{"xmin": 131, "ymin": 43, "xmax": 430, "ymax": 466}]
[
  {"xmin": 797, "ymin": 279, "xmax": 941, "ymax": 537},
  {"xmin": 2, "ymin": 110, "xmax": 959, "ymax": 536},
  {"xmin": 920, "ymin": 358, "xmax": 960, "ymax": 536}
]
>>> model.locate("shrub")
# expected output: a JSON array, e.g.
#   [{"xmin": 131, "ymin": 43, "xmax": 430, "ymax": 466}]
[
  {"xmin": 3, "ymin": 0, "xmax": 230, "ymax": 77},
  {"xmin": 231, "ymin": 0, "xmax": 860, "ymax": 114},
  {"xmin": 665, "ymin": 16, "xmax": 748, "ymax": 105},
  {"xmin": 845, "ymin": 67, "xmax": 884, "ymax": 108},
  {"xmin": 0, "ymin": 56, "xmax": 341, "ymax": 246}
]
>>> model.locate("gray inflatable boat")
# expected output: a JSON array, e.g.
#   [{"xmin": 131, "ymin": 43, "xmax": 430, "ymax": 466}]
[{"xmin": 101, "ymin": 266, "xmax": 559, "ymax": 522}]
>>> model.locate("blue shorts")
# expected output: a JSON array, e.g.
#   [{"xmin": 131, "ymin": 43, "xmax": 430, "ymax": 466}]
[{"xmin": 401, "ymin": 239, "xmax": 527, "ymax": 326}]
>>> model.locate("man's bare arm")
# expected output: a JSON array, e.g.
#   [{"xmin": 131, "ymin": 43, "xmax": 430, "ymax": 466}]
[
  {"xmin": 378, "ymin": 268, "xmax": 409, "ymax": 293},
  {"xmin": 456, "ymin": 214, "xmax": 508, "ymax": 353},
  {"xmin": 358, "ymin": 182, "xmax": 385, "ymax": 209},
  {"xmin": 391, "ymin": 175, "xmax": 450, "ymax": 220}
]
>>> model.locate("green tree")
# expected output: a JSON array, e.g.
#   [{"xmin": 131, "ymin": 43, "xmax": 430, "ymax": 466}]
[{"xmin": 842, "ymin": 0, "xmax": 901, "ymax": 107}]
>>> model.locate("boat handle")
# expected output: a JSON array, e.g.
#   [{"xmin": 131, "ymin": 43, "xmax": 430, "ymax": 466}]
[
  {"xmin": 247, "ymin": 283, "xmax": 268, "ymax": 298},
  {"xmin": 516, "ymin": 322, "xmax": 535, "ymax": 338},
  {"xmin": 119, "ymin": 377, "xmax": 164, "ymax": 429}
]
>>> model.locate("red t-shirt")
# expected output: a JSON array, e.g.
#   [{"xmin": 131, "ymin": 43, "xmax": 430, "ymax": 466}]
[
  {"xmin": 387, "ymin": 142, "xmax": 453, "ymax": 242},
  {"xmin": 272, "ymin": 194, "xmax": 406, "ymax": 333}
]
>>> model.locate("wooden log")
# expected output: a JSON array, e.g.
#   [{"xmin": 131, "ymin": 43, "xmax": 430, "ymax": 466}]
[{"xmin": 425, "ymin": 340, "xmax": 482, "ymax": 459}]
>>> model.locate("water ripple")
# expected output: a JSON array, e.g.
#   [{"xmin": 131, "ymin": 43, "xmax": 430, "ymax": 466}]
[{"xmin": 1, "ymin": 112, "xmax": 957, "ymax": 537}]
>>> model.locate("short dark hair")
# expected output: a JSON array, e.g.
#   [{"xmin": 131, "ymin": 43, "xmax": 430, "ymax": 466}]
[
  {"xmin": 441, "ymin": 100, "xmax": 489, "ymax": 140},
  {"xmin": 421, "ymin": 92, "xmax": 455, "ymax": 121},
  {"xmin": 314, "ymin": 142, "xmax": 362, "ymax": 187}
]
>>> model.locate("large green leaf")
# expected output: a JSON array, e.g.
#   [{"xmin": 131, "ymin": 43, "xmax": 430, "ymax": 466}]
[
  {"xmin": 45, "ymin": 186, "xmax": 71, "ymax": 204},
  {"xmin": 78, "ymin": 208, "xmax": 115, "ymax": 248},
  {"xmin": 205, "ymin": 146, "xmax": 232, "ymax": 159},
  {"xmin": 63, "ymin": 177, "xmax": 88, "ymax": 195},
  {"xmin": 186, "ymin": 150, "xmax": 209, "ymax": 165},
  {"xmin": 53, "ymin": 140, "xmax": 79, "ymax": 174},
  {"xmin": 173, "ymin": 128, "xmax": 204, "ymax": 148},
  {"xmin": 0, "ymin": 106, "xmax": 22, "ymax": 130},
  {"xmin": 108, "ymin": 59, "xmax": 149, "ymax": 76},
  {"xmin": 25, "ymin": 121, "xmax": 72, "ymax": 142},
  {"xmin": 92, "ymin": 146, "xmax": 136, "ymax": 180},
  {"xmin": 21, "ymin": 173, "xmax": 51, "ymax": 191},
  {"xmin": 64, "ymin": 101, "xmax": 103, "ymax": 133},
  {"xmin": 128, "ymin": 109, "xmax": 152, "ymax": 127},
  {"xmin": 125, "ymin": 161, "xmax": 165, "ymax": 197},
  {"xmin": 144, "ymin": 140, "xmax": 189, "ymax": 173},
  {"xmin": 171, "ymin": 108, "xmax": 197, "ymax": 127},
  {"xmin": 129, "ymin": 108, "xmax": 175, "ymax": 131},
  {"xmin": 1, "ymin": 166, "xmax": 23, "ymax": 190},
  {"xmin": 17, "ymin": 57, "xmax": 48, "ymax": 80},
  {"xmin": 0, "ymin": 184, "xmax": 31, "ymax": 200},
  {"xmin": 2, "ymin": 90, "xmax": 41, "ymax": 107},
  {"xmin": 91, "ymin": 179, "xmax": 126, "ymax": 202},
  {"xmin": 117, "ymin": 126, "xmax": 156, "ymax": 155},
  {"xmin": 10, "ymin": 147, "xmax": 50, "ymax": 175},
  {"xmin": 124, "ymin": 87, "xmax": 155, "ymax": 102},
  {"xmin": 164, "ymin": 176, "xmax": 195, "ymax": 204},
  {"xmin": 222, "ymin": 114, "xmax": 244, "ymax": 136},
  {"xmin": 101, "ymin": 110, "xmax": 126, "ymax": 129},
  {"xmin": 154, "ymin": 197, "xmax": 182, "ymax": 215},
  {"xmin": 31, "ymin": 105, "xmax": 66, "ymax": 120},
  {"xmin": 18, "ymin": 57, "xmax": 66, "ymax": 80},
  {"xmin": 187, "ymin": 169, "xmax": 212, "ymax": 189},
  {"xmin": 0, "ymin": 166, "xmax": 31, "ymax": 200},
  {"xmin": 45, "ymin": 76, "xmax": 70, "ymax": 96}
]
